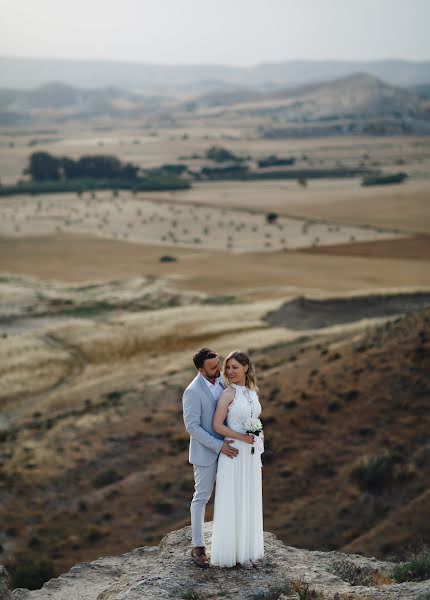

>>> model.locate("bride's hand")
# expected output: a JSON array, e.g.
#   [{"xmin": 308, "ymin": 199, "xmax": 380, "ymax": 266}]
[{"xmin": 241, "ymin": 433, "xmax": 254, "ymax": 445}]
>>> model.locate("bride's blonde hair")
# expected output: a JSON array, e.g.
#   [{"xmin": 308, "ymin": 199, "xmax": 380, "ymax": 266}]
[{"xmin": 223, "ymin": 350, "xmax": 257, "ymax": 390}]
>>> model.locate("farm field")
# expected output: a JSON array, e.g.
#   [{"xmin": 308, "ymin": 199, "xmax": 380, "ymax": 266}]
[{"xmin": 1, "ymin": 125, "xmax": 430, "ymax": 580}]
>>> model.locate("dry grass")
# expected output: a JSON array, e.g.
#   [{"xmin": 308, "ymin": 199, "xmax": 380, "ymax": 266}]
[
  {"xmin": 0, "ymin": 332, "xmax": 73, "ymax": 406},
  {"xmin": 1, "ymin": 235, "xmax": 429, "ymax": 296}
]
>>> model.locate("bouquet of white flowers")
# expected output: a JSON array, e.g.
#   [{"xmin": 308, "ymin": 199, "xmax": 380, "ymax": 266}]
[{"xmin": 243, "ymin": 417, "xmax": 264, "ymax": 455}]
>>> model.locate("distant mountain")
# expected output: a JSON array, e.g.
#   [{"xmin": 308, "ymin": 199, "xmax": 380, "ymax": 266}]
[
  {"xmin": 1, "ymin": 56, "xmax": 430, "ymax": 91},
  {"xmin": 185, "ymin": 72, "xmax": 430, "ymax": 137},
  {"xmin": 191, "ymin": 72, "xmax": 424, "ymax": 116},
  {"xmin": 0, "ymin": 82, "xmax": 167, "ymax": 126},
  {"xmin": 1, "ymin": 72, "xmax": 429, "ymax": 134},
  {"xmin": 266, "ymin": 72, "xmax": 426, "ymax": 120}
]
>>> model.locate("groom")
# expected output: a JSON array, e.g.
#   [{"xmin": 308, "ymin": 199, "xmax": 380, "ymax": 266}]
[{"xmin": 182, "ymin": 347, "xmax": 239, "ymax": 568}]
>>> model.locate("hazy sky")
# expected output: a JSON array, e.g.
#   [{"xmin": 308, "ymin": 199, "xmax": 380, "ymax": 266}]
[{"xmin": 1, "ymin": 0, "xmax": 429, "ymax": 65}]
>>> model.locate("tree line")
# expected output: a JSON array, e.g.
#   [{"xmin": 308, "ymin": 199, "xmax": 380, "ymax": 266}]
[{"xmin": 24, "ymin": 151, "xmax": 140, "ymax": 181}]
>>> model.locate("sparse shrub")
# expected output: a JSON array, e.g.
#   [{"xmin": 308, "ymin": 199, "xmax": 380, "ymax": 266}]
[
  {"xmin": 154, "ymin": 500, "xmax": 174, "ymax": 515},
  {"xmin": 158, "ymin": 481, "xmax": 172, "ymax": 492},
  {"xmin": 10, "ymin": 558, "xmax": 54, "ymax": 590},
  {"xmin": 250, "ymin": 583, "xmax": 293, "ymax": 599},
  {"xmin": 92, "ymin": 468, "xmax": 122, "ymax": 488},
  {"xmin": 179, "ymin": 479, "xmax": 193, "ymax": 492},
  {"xmin": 268, "ymin": 387, "xmax": 280, "ymax": 402},
  {"xmin": 284, "ymin": 400, "xmax": 297, "ymax": 410},
  {"xmin": 342, "ymin": 388, "xmax": 359, "ymax": 401},
  {"xmin": 288, "ymin": 576, "xmax": 320, "ymax": 599},
  {"xmin": 172, "ymin": 436, "xmax": 188, "ymax": 451},
  {"xmin": 86, "ymin": 526, "xmax": 104, "ymax": 543},
  {"xmin": 181, "ymin": 589, "xmax": 201, "ymax": 600},
  {"xmin": 392, "ymin": 551, "xmax": 430, "ymax": 582},
  {"xmin": 266, "ymin": 212, "xmax": 278, "ymax": 224},
  {"xmin": 350, "ymin": 450, "xmax": 404, "ymax": 493},
  {"xmin": 328, "ymin": 401, "xmax": 340, "ymax": 412},
  {"xmin": 159, "ymin": 255, "xmax": 177, "ymax": 263},
  {"xmin": 331, "ymin": 558, "xmax": 375, "ymax": 586},
  {"xmin": 28, "ymin": 536, "xmax": 41, "ymax": 548},
  {"xmin": 105, "ymin": 390, "xmax": 126, "ymax": 402},
  {"xmin": 206, "ymin": 145, "xmax": 243, "ymax": 163}
]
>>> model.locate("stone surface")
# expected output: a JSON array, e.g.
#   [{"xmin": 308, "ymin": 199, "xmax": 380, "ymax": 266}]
[
  {"xmin": 0, "ymin": 565, "xmax": 12, "ymax": 600},
  {"xmin": 7, "ymin": 523, "xmax": 430, "ymax": 599}
]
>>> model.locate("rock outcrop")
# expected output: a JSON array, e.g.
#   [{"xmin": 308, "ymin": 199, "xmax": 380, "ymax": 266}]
[{"xmin": 6, "ymin": 523, "xmax": 430, "ymax": 600}]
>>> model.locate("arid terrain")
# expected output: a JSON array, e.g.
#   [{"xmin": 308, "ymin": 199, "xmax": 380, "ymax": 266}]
[{"xmin": 1, "ymin": 100, "xmax": 430, "ymax": 590}]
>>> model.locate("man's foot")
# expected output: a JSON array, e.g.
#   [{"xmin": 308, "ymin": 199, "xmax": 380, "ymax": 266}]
[{"xmin": 191, "ymin": 546, "xmax": 210, "ymax": 569}]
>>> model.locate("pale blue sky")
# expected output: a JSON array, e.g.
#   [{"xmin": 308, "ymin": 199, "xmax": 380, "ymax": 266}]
[{"xmin": 0, "ymin": 0, "xmax": 429, "ymax": 65}]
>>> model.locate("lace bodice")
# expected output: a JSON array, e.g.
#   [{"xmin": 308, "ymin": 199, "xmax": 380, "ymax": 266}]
[{"xmin": 226, "ymin": 384, "xmax": 261, "ymax": 433}]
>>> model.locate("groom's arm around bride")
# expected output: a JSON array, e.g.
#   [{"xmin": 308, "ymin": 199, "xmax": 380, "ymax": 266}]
[
  {"xmin": 182, "ymin": 356, "xmax": 239, "ymax": 463},
  {"xmin": 183, "ymin": 389, "xmax": 239, "ymax": 459}
]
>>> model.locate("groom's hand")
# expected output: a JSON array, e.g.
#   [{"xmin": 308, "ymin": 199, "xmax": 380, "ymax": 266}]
[{"xmin": 220, "ymin": 439, "xmax": 239, "ymax": 459}]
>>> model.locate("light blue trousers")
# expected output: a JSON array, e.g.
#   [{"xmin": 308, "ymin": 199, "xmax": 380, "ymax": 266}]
[{"xmin": 190, "ymin": 461, "xmax": 218, "ymax": 547}]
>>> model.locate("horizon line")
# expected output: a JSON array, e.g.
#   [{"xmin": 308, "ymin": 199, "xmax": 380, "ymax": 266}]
[{"xmin": 1, "ymin": 54, "xmax": 430, "ymax": 68}]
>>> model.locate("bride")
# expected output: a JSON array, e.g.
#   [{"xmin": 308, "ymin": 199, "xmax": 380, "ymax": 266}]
[{"xmin": 210, "ymin": 350, "xmax": 264, "ymax": 568}]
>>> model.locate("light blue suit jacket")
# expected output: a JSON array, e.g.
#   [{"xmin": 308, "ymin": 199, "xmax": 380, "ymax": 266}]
[{"xmin": 182, "ymin": 372, "xmax": 226, "ymax": 466}]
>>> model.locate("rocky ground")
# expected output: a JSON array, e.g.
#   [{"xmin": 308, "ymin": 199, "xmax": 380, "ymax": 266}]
[{"xmin": 3, "ymin": 523, "xmax": 429, "ymax": 600}]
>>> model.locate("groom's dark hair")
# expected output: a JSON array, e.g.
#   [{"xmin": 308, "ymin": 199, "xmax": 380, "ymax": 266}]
[{"xmin": 193, "ymin": 347, "xmax": 218, "ymax": 369}]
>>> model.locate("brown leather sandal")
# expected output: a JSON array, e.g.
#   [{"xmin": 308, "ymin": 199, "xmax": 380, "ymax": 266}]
[{"xmin": 191, "ymin": 546, "xmax": 210, "ymax": 569}]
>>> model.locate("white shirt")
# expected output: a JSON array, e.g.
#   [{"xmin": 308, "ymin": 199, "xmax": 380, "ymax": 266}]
[{"xmin": 203, "ymin": 376, "xmax": 224, "ymax": 401}]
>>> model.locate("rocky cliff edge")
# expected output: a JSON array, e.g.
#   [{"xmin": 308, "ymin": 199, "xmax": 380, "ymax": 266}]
[{"xmin": 3, "ymin": 523, "xmax": 429, "ymax": 600}]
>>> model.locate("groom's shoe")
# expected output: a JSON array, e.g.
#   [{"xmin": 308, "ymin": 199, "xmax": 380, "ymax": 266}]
[{"xmin": 191, "ymin": 546, "xmax": 210, "ymax": 569}]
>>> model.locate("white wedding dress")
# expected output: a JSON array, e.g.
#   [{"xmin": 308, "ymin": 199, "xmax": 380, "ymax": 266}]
[{"xmin": 210, "ymin": 383, "xmax": 264, "ymax": 567}]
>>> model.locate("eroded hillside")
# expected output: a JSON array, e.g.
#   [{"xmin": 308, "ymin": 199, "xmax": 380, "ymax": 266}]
[{"xmin": 1, "ymin": 303, "xmax": 428, "ymax": 581}]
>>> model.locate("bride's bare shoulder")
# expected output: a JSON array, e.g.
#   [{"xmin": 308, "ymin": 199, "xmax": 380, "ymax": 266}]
[{"xmin": 220, "ymin": 386, "xmax": 235, "ymax": 402}]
